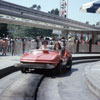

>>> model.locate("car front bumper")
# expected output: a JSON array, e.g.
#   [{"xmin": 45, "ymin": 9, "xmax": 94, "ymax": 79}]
[{"xmin": 15, "ymin": 63, "xmax": 55, "ymax": 69}]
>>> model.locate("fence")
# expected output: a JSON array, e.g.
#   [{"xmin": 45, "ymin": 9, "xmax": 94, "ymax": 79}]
[{"xmin": 66, "ymin": 43, "xmax": 100, "ymax": 53}]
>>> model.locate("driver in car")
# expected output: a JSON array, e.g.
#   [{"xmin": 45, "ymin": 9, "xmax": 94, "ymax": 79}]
[{"xmin": 40, "ymin": 40, "xmax": 48, "ymax": 49}]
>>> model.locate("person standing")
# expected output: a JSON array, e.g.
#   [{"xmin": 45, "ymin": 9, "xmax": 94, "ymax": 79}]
[
  {"xmin": 2, "ymin": 38, "xmax": 8, "ymax": 56},
  {"xmin": 0, "ymin": 38, "xmax": 2, "ymax": 52},
  {"xmin": 89, "ymin": 39, "xmax": 92, "ymax": 53},
  {"xmin": 22, "ymin": 38, "xmax": 26, "ymax": 54},
  {"xmin": 11, "ymin": 39, "xmax": 16, "ymax": 56}
]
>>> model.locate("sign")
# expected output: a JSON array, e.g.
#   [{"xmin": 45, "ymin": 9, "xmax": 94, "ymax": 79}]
[{"xmin": 52, "ymin": 30, "xmax": 62, "ymax": 35}]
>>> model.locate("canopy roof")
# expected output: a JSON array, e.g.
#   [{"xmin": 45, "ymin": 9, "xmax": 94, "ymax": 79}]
[{"xmin": 81, "ymin": 0, "xmax": 100, "ymax": 14}]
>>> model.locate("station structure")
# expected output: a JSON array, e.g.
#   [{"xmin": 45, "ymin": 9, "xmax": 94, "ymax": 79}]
[{"xmin": 0, "ymin": 0, "xmax": 100, "ymax": 45}]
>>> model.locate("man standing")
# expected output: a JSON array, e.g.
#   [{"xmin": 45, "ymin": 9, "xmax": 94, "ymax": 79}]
[{"xmin": 2, "ymin": 38, "xmax": 8, "ymax": 56}]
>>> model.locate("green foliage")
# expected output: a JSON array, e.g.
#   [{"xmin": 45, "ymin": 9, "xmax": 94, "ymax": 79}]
[
  {"xmin": 37, "ymin": 5, "xmax": 41, "ymax": 11},
  {"xmin": 30, "ymin": 4, "xmax": 41, "ymax": 11},
  {"xmin": 7, "ymin": 24, "xmax": 27, "ymax": 38},
  {"xmin": 48, "ymin": 8, "xmax": 59, "ymax": 16},
  {"xmin": 24, "ymin": 27, "xmax": 53, "ymax": 38},
  {"xmin": 0, "ymin": 23, "xmax": 8, "ymax": 38},
  {"xmin": 7, "ymin": 24, "xmax": 53, "ymax": 38}
]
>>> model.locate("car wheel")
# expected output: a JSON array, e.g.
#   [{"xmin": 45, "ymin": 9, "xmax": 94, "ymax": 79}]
[
  {"xmin": 67, "ymin": 58, "xmax": 72, "ymax": 70},
  {"xmin": 21, "ymin": 68, "xmax": 28, "ymax": 73},
  {"xmin": 56, "ymin": 62, "xmax": 63, "ymax": 75}
]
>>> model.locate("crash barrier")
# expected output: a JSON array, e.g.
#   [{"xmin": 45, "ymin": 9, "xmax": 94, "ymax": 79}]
[
  {"xmin": 66, "ymin": 44, "xmax": 77, "ymax": 53},
  {"xmin": 92, "ymin": 44, "xmax": 100, "ymax": 52},
  {"xmin": 79, "ymin": 44, "xmax": 89, "ymax": 53},
  {"xmin": 0, "ymin": 41, "xmax": 100, "ymax": 55},
  {"xmin": 66, "ymin": 43, "xmax": 100, "ymax": 53}
]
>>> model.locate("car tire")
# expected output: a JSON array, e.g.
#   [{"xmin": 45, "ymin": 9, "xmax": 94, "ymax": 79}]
[
  {"xmin": 56, "ymin": 62, "xmax": 63, "ymax": 75},
  {"xmin": 21, "ymin": 68, "xmax": 28, "ymax": 73},
  {"xmin": 67, "ymin": 58, "xmax": 72, "ymax": 70}
]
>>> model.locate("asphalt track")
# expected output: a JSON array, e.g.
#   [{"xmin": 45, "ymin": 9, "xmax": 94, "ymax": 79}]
[{"xmin": 0, "ymin": 56, "xmax": 100, "ymax": 100}]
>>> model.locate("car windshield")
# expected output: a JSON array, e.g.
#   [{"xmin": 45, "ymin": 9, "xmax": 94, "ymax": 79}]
[
  {"xmin": 44, "ymin": 45, "xmax": 64, "ymax": 51},
  {"xmin": 46, "ymin": 45, "xmax": 54, "ymax": 50}
]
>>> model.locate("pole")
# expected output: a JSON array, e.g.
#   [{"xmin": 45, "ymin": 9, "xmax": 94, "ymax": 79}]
[
  {"xmin": 67, "ymin": 0, "xmax": 68, "ymax": 18},
  {"xmin": 59, "ymin": 0, "xmax": 61, "ymax": 16}
]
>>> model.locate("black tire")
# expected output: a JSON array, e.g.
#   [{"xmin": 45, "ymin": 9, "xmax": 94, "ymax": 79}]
[
  {"xmin": 21, "ymin": 68, "xmax": 28, "ymax": 73},
  {"xmin": 56, "ymin": 62, "xmax": 63, "ymax": 75},
  {"xmin": 67, "ymin": 59, "xmax": 72, "ymax": 70}
]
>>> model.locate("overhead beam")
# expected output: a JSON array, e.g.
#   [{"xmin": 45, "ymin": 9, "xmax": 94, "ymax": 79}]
[{"xmin": 0, "ymin": 1, "xmax": 100, "ymax": 32}]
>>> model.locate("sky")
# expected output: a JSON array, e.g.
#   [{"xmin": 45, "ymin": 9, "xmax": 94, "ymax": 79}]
[{"xmin": 3, "ymin": 0, "xmax": 100, "ymax": 25}]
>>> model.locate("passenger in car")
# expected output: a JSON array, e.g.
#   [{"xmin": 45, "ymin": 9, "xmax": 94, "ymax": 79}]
[
  {"xmin": 54, "ymin": 42, "xmax": 67, "ymax": 58},
  {"xmin": 54, "ymin": 42, "xmax": 62, "ymax": 55}
]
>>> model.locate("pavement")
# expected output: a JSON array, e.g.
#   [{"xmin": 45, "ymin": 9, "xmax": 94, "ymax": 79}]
[
  {"xmin": 0, "ymin": 55, "xmax": 20, "ymax": 69},
  {"xmin": 0, "ymin": 53, "xmax": 100, "ymax": 99},
  {"xmin": 84, "ymin": 61, "xmax": 100, "ymax": 99}
]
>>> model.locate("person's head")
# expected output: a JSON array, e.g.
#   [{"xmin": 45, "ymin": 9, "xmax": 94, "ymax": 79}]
[
  {"xmin": 42, "ymin": 40, "xmax": 48, "ymax": 49},
  {"xmin": 3, "ymin": 38, "xmax": 6, "ymax": 41},
  {"xmin": 54, "ymin": 42, "xmax": 61, "ymax": 50},
  {"xmin": 42, "ymin": 40, "xmax": 48, "ymax": 46}
]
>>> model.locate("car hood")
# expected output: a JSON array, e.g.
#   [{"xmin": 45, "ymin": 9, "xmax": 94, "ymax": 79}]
[{"xmin": 20, "ymin": 50, "xmax": 60, "ymax": 63}]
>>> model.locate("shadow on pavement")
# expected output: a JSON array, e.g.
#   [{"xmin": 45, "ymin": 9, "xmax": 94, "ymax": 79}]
[
  {"xmin": 0, "ymin": 66, "xmax": 20, "ymax": 79},
  {"xmin": 29, "ymin": 69, "xmax": 53, "ymax": 76},
  {"xmin": 56, "ymin": 68, "xmax": 78, "ymax": 78},
  {"xmin": 28, "ymin": 68, "xmax": 78, "ymax": 78}
]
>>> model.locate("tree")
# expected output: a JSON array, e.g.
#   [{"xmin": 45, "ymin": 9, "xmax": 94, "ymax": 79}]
[
  {"xmin": 7, "ymin": 24, "xmax": 27, "ymax": 38},
  {"xmin": 0, "ymin": 23, "xmax": 8, "ymax": 38},
  {"xmin": 55, "ymin": 8, "xmax": 59, "ymax": 15},
  {"xmin": 37, "ymin": 5, "xmax": 41, "ymax": 11},
  {"xmin": 30, "ymin": 4, "xmax": 37, "ymax": 9},
  {"xmin": 30, "ymin": 4, "xmax": 41, "ymax": 11},
  {"xmin": 7, "ymin": 24, "xmax": 53, "ymax": 38},
  {"xmin": 48, "ymin": 8, "xmax": 59, "ymax": 16},
  {"xmin": 24, "ymin": 27, "xmax": 53, "ymax": 38},
  {"xmin": 51, "ymin": 9, "xmax": 55, "ymax": 14},
  {"xmin": 86, "ymin": 21, "xmax": 89, "ymax": 25},
  {"xmin": 96, "ymin": 22, "xmax": 100, "ymax": 26}
]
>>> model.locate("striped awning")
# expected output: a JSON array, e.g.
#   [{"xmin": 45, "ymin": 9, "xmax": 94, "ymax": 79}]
[{"xmin": 80, "ymin": 0, "xmax": 100, "ymax": 14}]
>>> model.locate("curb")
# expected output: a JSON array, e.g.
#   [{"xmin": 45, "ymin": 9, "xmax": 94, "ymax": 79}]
[
  {"xmin": 84, "ymin": 63, "xmax": 100, "ymax": 99},
  {"xmin": 72, "ymin": 56, "xmax": 100, "ymax": 60},
  {"xmin": 72, "ymin": 59, "xmax": 99, "ymax": 65}
]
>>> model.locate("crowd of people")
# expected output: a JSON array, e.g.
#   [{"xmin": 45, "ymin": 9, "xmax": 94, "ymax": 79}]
[
  {"xmin": 0, "ymin": 36, "xmax": 100, "ymax": 56},
  {"xmin": 0, "ymin": 37, "xmax": 30, "ymax": 56},
  {"xmin": 0, "ymin": 36, "xmax": 67, "ymax": 56}
]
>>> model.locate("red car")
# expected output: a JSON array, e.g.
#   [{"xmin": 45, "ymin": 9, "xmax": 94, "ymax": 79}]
[{"xmin": 16, "ymin": 45, "xmax": 72, "ymax": 74}]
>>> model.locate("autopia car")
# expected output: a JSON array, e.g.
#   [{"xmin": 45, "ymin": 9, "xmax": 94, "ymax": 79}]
[{"xmin": 16, "ymin": 45, "xmax": 72, "ymax": 74}]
